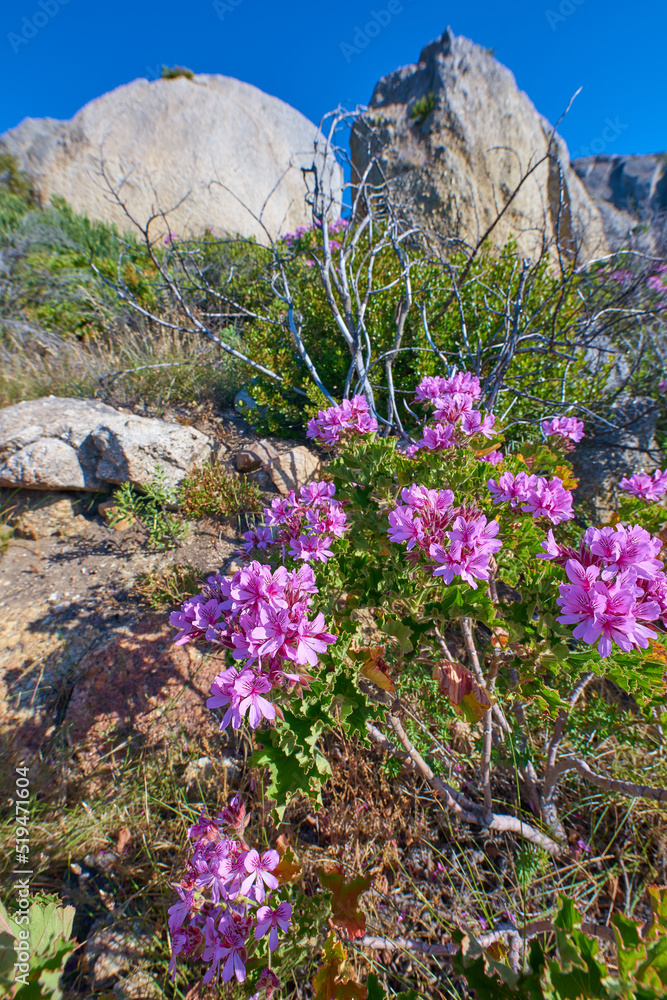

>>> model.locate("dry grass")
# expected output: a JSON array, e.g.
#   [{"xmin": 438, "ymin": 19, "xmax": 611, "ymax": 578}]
[
  {"xmin": 4, "ymin": 684, "xmax": 667, "ymax": 999},
  {"xmin": 0, "ymin": 318, "xmax": 244, "ymax": 412}
]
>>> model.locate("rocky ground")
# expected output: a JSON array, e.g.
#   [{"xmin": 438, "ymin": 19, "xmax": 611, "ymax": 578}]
[{"xmin": 0, "ymin": 404, "xmax": 312, "ymax": 763}]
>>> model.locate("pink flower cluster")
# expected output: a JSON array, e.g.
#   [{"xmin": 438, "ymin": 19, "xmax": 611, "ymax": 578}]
[
  {"xmin": 487, "ymin": 471, "xmax": 574, "ymax": 525},
  {"xmin": 170, "ymin": 562, "xmax": 336, "ymax": 730},
  {"xmin": 282, "ymin": 217, "xmax": 348, "ymax": 246},
  {"xmin": 242, "ymin": 481, "xmax": 348, "ymax": 563},
  {"xmin": 387, "ymin": 484, "xmax": 502, "ymax": 589},
  {"xmin": 619, "ymin": 469, "xmax": 667, "ymax": 502},
  {"xmin": 168, "ymin": 795, "xmax": 289, "ymax": 990},
  {"xmin": 542, "ymin": 416, "xmax": 585, "ymax": 443},
  {"xmin": 307, "ymin": 396, "xmax": 378, "ymax": 447},
  {"xmin": 409, "ymin": 372, "xmax": 502, "ymax": 463},
  {"xmin": 539, "ymin": 524, "xmax": 666, "ymax": 657}
]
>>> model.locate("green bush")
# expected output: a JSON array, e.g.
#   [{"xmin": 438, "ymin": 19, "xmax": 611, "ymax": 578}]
[{"xmin": 179, "ymin": 462, "xmax": 263, "ymax": 518}]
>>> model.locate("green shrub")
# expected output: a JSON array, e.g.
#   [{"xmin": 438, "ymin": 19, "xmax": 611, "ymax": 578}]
[
  {"xmin": 179, "ymin": 462, "xmax": 263, "ymax": 519},
  {"xmin": 409, "ymin": 91, "xmax": 438, "ymax": 122},
  {"xmin": 0, "ymin": 893, "xmax": 77, "ymax": 999},
  {"xmin": 134, "ymin": 564, "xmax": 202, "ymax": 610},
  {"xmin": 111, "ymin": 468, "xmax": 188, "ymax": 549}
]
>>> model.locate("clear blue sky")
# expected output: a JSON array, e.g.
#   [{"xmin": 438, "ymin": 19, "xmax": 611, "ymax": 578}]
[{"xmin": 1, "ymin": 0, "xmax": 664, "ymax": 160}]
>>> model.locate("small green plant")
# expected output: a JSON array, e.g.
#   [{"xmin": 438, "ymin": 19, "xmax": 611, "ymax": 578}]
[
  {"xmin": 409, "ymin": 91, "xmax": 437, "ymax": 123},
  {"xmin": 0, "ymin": 498, "xmax": 16, "ymax": 557},
  {"xmin": 110, "ymin": 467, "xmax": 188, "ymax": 549},
  {"xmin": 161, "ymin": 64, "xmax": 194, "ymax": 80},
  {"xmin": 0, "ymin": 893, "xmax": 77, "ymax": 999},
  {"xmin": 454, "ymin": 887, "xmax": 667, "ymax": 999},
  {"xmin": 134, "ymin": 564, "xmax": 202, "ymax": 610},
  {"xmin": 178, "ymin": 462, "xmax": 262, "ymax": 519}
]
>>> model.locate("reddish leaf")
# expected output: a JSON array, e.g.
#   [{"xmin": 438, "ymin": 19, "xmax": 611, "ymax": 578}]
[
  {"xmin": 554, "ymin": 465, "xmax": 579, "ymax": 490},
  {"xmin": 312, "ymin": 932, "xmax": 347, "ymax": 999},
  {"xmin": 335, "ymin": 981, "xmax": 367, "ymax": 999},
  {"xmin": 318, "ymin": 865, "xmax": 372, "ymax": 939},
  {"xmin": 434, "ymin": 660, "xmax": 492, "ymax": 724},
  {"xmin": 115, "ymin": 826, "xmax": 132, "ymax": 854},
  {"xmin": 491, "ymin": 628, "xmax": 509, "ymax": 649},
  {"xmin": 273, "ymin": 834, "xmax": 301, "ymax": 884},
  {"xmin": 356, "ymin": 646, "xmax": 395, "ymax": 694},
  {"xmin": 312, "ymin": 932, "xmax": 367, "ymax": 1000}
]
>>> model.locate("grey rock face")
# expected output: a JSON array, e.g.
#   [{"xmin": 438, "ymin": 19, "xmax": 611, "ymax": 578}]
[
  {"xmin": 0, "ymin": 74, "xmax": 342, "ymax": 244},
  {"xmin": 571, "ymin": 153, "xmax": 667, "ymax": 249},
  {"xmin": 236, "ymin": 439, "xmax": 280, "ymax": 472},
  {"xmin": 0, "ymin": 397, "xmax": 213, "ymax": 490},
  {"xmin": 267, "ymin": 446, "xmax": 321, "ymax": 495},
  {"xmin": 350, "ymin": 28, "xmax": 607, "ymax": 261},
  {"xmin": 572, "ymin": 397, "xmax": 661, "ymax": 517}
]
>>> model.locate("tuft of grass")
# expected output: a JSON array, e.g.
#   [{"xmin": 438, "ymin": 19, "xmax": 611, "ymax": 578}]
[
  {"xmin": 112, "ymin": 469, "xmax": 188, "ymax": 550},
  {"xmin": 161, "ymin": 65, "xmax": 195, "ymax": 80},
  {"xmin": 409, "ymin": 91, "xmax": 437, "ymax": 123},
  {"xmin": 0, "ymin": 320, "xmax": 243, "ymax": 410},
  {"xmin": 134, "ymin": 564, "xmax": 202, "ymax": 610},
  {"xmin": 179, "ymin": 462, "xmax": 263, "ymax": 519}
]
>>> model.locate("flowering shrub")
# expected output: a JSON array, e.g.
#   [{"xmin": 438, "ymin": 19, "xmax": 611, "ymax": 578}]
[
  {"xmin": 168, "ymin": 797, "xmax": 293, "ymax": 987},
  {"xmin": 168, "ymin": 373, "xmax": 667, "ymax": 998}
]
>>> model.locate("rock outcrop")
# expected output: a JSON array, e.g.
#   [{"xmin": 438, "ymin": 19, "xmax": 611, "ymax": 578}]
[
  {"xmin": 572, "ymin": 397, "xmax": 662, "ymax": 518},
  {"xmin": 572, "ymin": 153, "xmax": 667, "ymax": 249},
  {"xmin": 0, "ymin": 75, "xmax": 342, "ymax": 244},
  {"xmin": 350, "ymin": 28, "xmax": 607, "ymax": 261},
  {"xmin": 0, "ymin": 397, "xmax": 214, "ymax": 490}
]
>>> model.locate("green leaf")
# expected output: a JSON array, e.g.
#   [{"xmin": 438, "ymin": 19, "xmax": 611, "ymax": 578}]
[
  {"xmin": 382, "ymin": 620, "xmax": 413, "ymax": 652},
  {"xmin": 251, "ymin": 736, "xmax": 323, "ymax": 819}
]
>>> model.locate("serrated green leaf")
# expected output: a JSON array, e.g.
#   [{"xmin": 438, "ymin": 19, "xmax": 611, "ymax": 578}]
[{"xmin": 382, "ymin": 620, "xmax": 413, "ymax": 652}]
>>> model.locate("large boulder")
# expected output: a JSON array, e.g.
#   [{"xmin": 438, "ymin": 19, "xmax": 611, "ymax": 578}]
[
  {"xmin": 350, "ymin": 29, "xmax": 607, "ymax": 261},
  {"xmin": 571, "ymin": 153, "xmax": 667, "ymax": 249},
  {"xmin": 572, "ymin": 397, "xmax": 662, "ymax": 519},
  {"xmin": 0, "ymin": 397, "xmax": 214, "ymax": 490},
  {"xmin": 0, "ymin": 75, "xmax": 342, "ymax": 244}
]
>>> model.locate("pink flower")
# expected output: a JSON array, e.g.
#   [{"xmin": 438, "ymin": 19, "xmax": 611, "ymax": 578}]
[
  {"xmin": 249, "ymin": 969, "xmax": 282, "ymax": 1000},
  {"xmin": 647, "ymin": 275, "xmax": 667, "ymax": 294},
  {"xmin": 254, "ymin": 902, "xmax": 292, "ymax": 950},
  {"xmin": 542, "ymin": 416, "xmax": 585, "ymax": 443},
  {"xmin": 461, "ymin": 410, "xmax": 496, "ymax": 438},
  {"xmin": 487, "ymin": 472, "xmax": 537, "ymax": 506},
  {"xmin": 520, "ymin": 476, "xmax": 574, "ymax": 524},
  {"xmin": 240, "ymin": 849, "xmax": 279, "ymax": 903},
  {"xmin": 289, "ymin": 533, "xmax": 334, "ymax": 563},
  {"xmin": 208, "ymin": 666, "xmax": 248, "ymax": 731},
  {"xmin": 388, "ymin": 507, "xmax": 425, "ymax": 550},
  {"xmin": 619, "ymin": 470, "xmax": 667, "ymax": 501},
  {"xmin": 431, "ymin": 514, "xmax": 502, "ymax": 589},
  {"xmin": 433, "ymin": 392, "xmax": 476, "ymax": 423},
  {"xmin": 307, "ymin": 396, "xmax": 377, "ymax": 446},
  {"xmin": 488, "ymin": 473, "xmax": 573, "ymax": 524},
  {"xmin": 415, "ymin": 372, "xmax": 482, "ymax": 402},
  {"xmin": 169, "ymin": 595, "xmax": 205, "ymax": 644},
  {"xmin": 167, "ymin": 886, "xmax": 194, "ymax": 933},
  {"xmin": 237, "ymin": 671, "xmax": 276, "ymax": 729},
  {"xmin": 552, "ymin": 524, "xmax": 666, "ymax": 656},
  {"xmin": 242, "ymin": 526, "xmax": 274, "ymax": 551},
  {"xmin": 300, "ymin": 480, "xmax": 336, "ymax": 506},
  {"xmin": 203, "ymin": 923, "xmax": 247, "ymax": 984},
  {"xmin": 294, "ymin": 611, "xmax": 337, "ymax": 665},
  {"xmin": 419, "ymin": 422, "xmax": 455, "ymax": 451}
]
